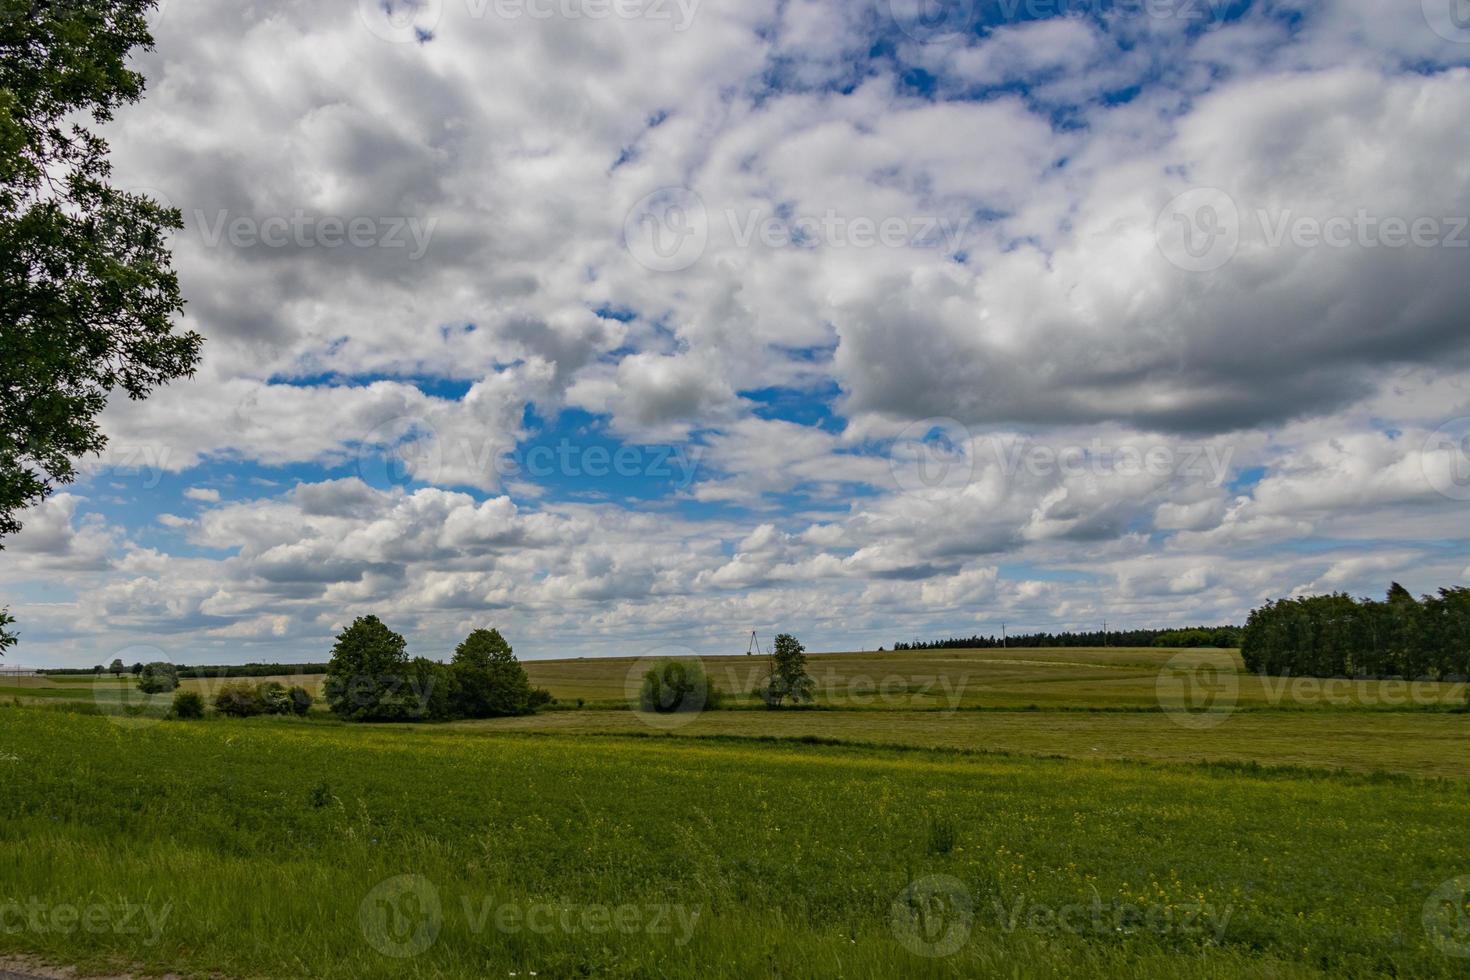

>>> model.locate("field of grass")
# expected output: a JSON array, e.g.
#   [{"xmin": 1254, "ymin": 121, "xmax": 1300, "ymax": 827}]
[
  {"xmin": 528, "ymin": 646, "xmax": 1469, "ymax": 713},
  {"xmin": 4, "ymin": 647, "xmax": 1469, "ymax": 977},
  {"xmin": 12, "ymin": 648, "xmax": 1466, "ymax": 716},
  {"xmin": 460, "ymin": 707, "xmax": 1470, "ymax": 778},
  {"xmin": 4, "ymin": 706, "xmax": 1470, "ymax": 979}
]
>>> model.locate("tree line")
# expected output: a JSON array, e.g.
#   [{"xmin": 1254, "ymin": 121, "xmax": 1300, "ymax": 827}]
[
  {"xmin": 43, "ymin": 661, "xmax": 332, "ymax": 678},
  {"xmin": 1241, "ymin": 584, "xmax": 1470, "ymax": 680},
  {"xmin": 892, "ymin": 626, "xmax": 1242, "ymax": 651}
]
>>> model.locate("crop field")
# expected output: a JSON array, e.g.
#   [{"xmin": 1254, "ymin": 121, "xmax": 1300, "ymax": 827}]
[
  {"xmin": 12, "ymin": 647, "xmax": 1465, "ymax": 714},
  {"xmin": 5, "ymin": 707, "xmax": 1470, "ymax": 979},
  {"xmin": 4, "ymin": 648, "xmax": 1470, "ymax": 978}
]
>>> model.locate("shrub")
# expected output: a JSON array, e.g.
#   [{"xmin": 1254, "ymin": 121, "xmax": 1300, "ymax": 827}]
[
  {"xmin": 287, "ymin": 686, "xmax": 314, "ymax": 717},
  {"xmin": 638, "ymin": 659, "xmax": 719, "ymax": 714},
  {"xmin": 171, "ymin": 690, "xmax": 205, "ymax": 719},
  {"xmin": 136, "ymin": 661, "xmax": 179, "ymax": 694},
  {"xmin": 214, "ymin": 681, "xmax": 265, "ymax": 718},
  {"xmin": 449, "ymin": 628, "xmax": 533, "ymax": 719},
  {"xmin": 529, "ymin": 687, "xmax": 556, "ymax": 710},
  {"xmin": 258, "ymin": 682, "xmax": 293, "ymax": 715}
]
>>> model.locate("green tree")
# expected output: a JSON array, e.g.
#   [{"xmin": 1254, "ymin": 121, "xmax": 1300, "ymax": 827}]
[
  {"xmin": 450, "ymin": 628, "xmax": 532, "ymax": 718},
  {"xmin": 0, "ymin": 0, "xmax": 203, "ymax": 650},
  {"xmin": 109, "ymin": 657, "xmax": 125, "ymax": 677},
  {"xmin": 136, "ymin": 661, "xmax": 177, "ymax": 694},
  {"xmin": 323, "ymin": 615, "xmax": 417, "ymax": 722},
  {"xmin": 759, "ymin": 633, "xmax": 815, "ymax": 708}
]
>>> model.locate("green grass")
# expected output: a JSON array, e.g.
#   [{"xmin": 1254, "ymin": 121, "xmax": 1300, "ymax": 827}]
[
  {"xmin": 455, "ymin": 706, "xmax": 1470, "ymax": 778},
  {"xmin": 522, "ymin": 647, "xmax": 1468, "ymax": 712},
  {"xmin": 5, "ymin": 648, "xmax": 1470, "ymax": 977},
  {"xmin": 3, "ymin": 706, "xmax": 1470, "ymax": 978},
  {"xmin": 15, "ymin": 648, "xmax": 1465, "ymax": 715}
]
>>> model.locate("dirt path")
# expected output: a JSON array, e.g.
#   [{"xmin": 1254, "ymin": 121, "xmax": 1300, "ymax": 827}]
[{"xmin": 0, "ymin": 958, "xmax": 182, "ymax": 980}]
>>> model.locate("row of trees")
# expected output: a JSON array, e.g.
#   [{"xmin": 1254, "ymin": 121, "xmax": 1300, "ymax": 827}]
[
  {"xmin": 893, "ymin": 625, "xmax": 1242, "ymax": 650},
  {"xmin": 323, "ymin": 616, "xmax": 549, "ymax": 722},
  {"xmin": 1241, "ymin": 584, "xmax": 1470, "ymax": 680}
]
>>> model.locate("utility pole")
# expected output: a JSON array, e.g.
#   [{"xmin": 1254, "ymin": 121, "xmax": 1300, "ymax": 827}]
[
  {"xmin": 1102, "ymin": 619, "xmax": 1108, "ymax": 647},
  {"xmin": 1001, "ymin": 622, "xmax": 1007, "ymax": 649}
]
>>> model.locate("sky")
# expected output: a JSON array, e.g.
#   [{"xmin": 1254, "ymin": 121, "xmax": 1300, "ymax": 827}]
[{"xmin": 5, "ymin": 0, "xmax": 1470, "ymax": 667}]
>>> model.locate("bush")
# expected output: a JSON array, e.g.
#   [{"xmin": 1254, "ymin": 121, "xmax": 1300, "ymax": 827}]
[
  {"xmin": 529, "ymin": 687, "xmax": 556, "ymax": 710},
  {"xmin": 214, "ymin": 681, "xmax": 265, "ymax": 718},
  {"xmin": 171, "ymin": 690, "xmax": 205, "ymax": 719},
  {"xmin": 256, "ymin": 682, "xmax": 292, "ymax": 715},
  {"xmin": 638, "ymin": 659, "xmax": 719, "ymax": 714},
  {"xmin": 287, "ymin": 686, "xmax": 314, "ymax": 717},
  {"xmin": 136, "ymin": 662, "xmax": 179, "ymax": 694}
]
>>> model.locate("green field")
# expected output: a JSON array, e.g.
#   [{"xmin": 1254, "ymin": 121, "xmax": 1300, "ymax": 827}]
[{"xmin": 3, "ymin": 648, "xmax": 1470, "ymax": 977}]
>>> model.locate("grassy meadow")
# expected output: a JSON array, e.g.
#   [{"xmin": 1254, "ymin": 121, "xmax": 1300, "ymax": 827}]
[{"xmin": 3, "ymin": 647, "xmax": 1470, "ymax": 977}]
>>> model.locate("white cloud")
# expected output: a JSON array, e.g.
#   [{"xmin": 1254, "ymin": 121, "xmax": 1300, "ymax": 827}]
[{"xmin": 7, "ymin": 0, "xmax": 1470, "ymax": 664}]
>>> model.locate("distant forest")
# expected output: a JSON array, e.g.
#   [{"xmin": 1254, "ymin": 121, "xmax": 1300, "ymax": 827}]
[
  {"xmin": 892, "ymin": 626, "xmax": 1242, "ymax": 651},
  {"xmin": 42, "ymin": 662, "xmax": 330, "ymax": 678}
]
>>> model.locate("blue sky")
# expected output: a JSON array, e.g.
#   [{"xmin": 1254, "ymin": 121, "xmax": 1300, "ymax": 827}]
[{"xmin": 4, "ymin": 0, "xmax": 1470, "ymax": 666}]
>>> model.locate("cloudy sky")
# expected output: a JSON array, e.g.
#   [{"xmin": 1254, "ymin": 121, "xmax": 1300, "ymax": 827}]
[{"xmin": 6, "ymin": 0, "xmax": 1470, "ymax": 667}]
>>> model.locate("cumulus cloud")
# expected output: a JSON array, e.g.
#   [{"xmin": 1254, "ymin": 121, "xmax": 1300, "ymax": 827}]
[{"xmin": 5, "ymin": 0, "xmax": 1470, "ymax": 664}]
